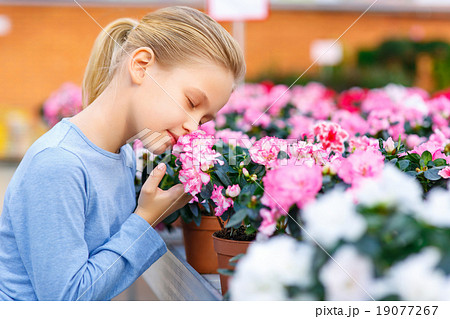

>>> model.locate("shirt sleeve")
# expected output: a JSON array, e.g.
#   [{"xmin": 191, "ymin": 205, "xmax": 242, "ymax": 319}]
[{"xmin": 8, "ymin": 147, "xmax": 167, "ymax": 300}]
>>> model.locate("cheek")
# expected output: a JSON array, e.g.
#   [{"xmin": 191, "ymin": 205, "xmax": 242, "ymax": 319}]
[{"xmin": 140, "ymin": 101, "xmax": 186, "ymax": 131}]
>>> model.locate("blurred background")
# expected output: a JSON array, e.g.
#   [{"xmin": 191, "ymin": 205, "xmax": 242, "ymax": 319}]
[
  {"xmin": 1, "ymin": 0, "xmax": 450, "ymax": 300},
  {"xmin": 1, "ymin": 0, "xmax": 450, "ymax": 163}
]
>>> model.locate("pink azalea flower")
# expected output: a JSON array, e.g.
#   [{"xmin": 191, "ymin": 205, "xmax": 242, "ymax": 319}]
[
  {"xmin": 428, "ymin": 96, "xmax": 450, "ymax": 121},
  {"xmin": 267, "ymin": 84, "xmax": 292, "ymax": 116},
  {"xmin": 337, "ymin": 87, "xmax": 367, "ymax": 113},
  {"xmin": 214, "ymin": 129, "xmax": 256, "ymax": 148},
  {"xmin": 226, "ymin": 184, "xmax": 241, "ymax": 198},
  {"xmin": 261, "ymin": 162, "xmax": 322, "ymax": 213},
  {"xmin": 331, "ymin": 110, "xmax": 369, "ymax": 138},
  {"xmin": 43, "ymin": 82, "xmax": 83, "ymax": 127},
  {"xmin": 132, "ymin": 139, "xmax": 143, "ymax": 151},
  {"xmin": 199, "ymin": 121, "xmax": 216, "ymax": 135},
  {"xmin": 244, "ymin": 107, "xmax": 271, "ymax": 128},
  {"xmin": 257, "ymin": 208, "xmax": 279, "ymax": 237},
  {"xmin": 438, "ymin": 167, "xmax": 450, "ymax": 179},
  {"xmin": 290, "ymin": 83, "xmax": 336, "ymax": 120},
  {"xmin": 406, "ymin": 134, "xmax": 427, "ymax": 150},
  {"xmin": 287, "ymin": 115, "xmax": 314, "ymax": 140},
  {"xmin": 249, "ymin": 136, "xmax": 290, "ymax": 168},
  {"xmin": 173, "ymin": 130, "xmax": 223, "ymax": 202},
  {"xmin": 313, "ymin": 121, "xmax": 349, "ymax": 154},
  {"xmin": 178, "ymin": 167, "xmax": 210, "ymax": 202},
  {"xmin": 337, "ymin": 149, "xmax": 385, "ymax": 186},
  {"xmin": 412, "ymin": 141, "xmax": 449, "ymax": 162},
  {"xmin": 289, "ymin": 141, "xmax": 328, "ymax": 167},
  {"xmin": 211, "ymin": 185, "xmax": 234, "ymax": 216},
  {"xmin": 429, "ymin": 129, "xmax": 450, "ymax": 148},
  {"xmin": 348, "ymin": 136, "xmax": 379, "ymax": 153},
  {"xmin": 327, "ymin": 153, "xmax": 344, "ymax": 175}
]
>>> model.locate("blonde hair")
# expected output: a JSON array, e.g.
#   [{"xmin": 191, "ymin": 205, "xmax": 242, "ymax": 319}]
[{"xmin": 82, "ymin": 6, "xmax": 246, "ymax": 107}]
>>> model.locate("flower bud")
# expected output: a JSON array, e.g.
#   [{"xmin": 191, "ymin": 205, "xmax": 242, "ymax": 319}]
[
  {"xmin": 445, "ymin": 143, "xmax": 450, "ymax": 154},
  {"xmin": 242, "ymin": 167, "xmax": 250, "ymax": 177},
  {"xmin": 383, "ymin": 137, "xmax": 396, "ymax": 154},
  {"xmin": 226, "ymin": 184, "xmax": 241, "ymax": 197},
  {"xmin": 322, "ymin": 164, "xmax": 331, "ymax": 175},
  {"xmin": 239, "ymin": 161, "xmax": 245, "ymax": 169},
  {"xmin": 250, "ymin": 174, "xmax": 258, "ymax": 181}
]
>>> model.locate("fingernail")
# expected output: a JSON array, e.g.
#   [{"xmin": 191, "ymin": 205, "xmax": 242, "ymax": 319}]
[{"xmin": 157, "ymin": 163, "xmax": 165, "ymax": 170}]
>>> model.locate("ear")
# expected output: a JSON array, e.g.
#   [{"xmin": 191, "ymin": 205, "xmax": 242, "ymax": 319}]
[{"xmin": 128, "ymin": 47, "xmax": 156, "ymax": 85}]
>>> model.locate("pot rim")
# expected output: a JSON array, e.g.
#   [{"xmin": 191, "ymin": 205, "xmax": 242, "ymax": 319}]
[{"xmin": 212, "ymin": 233, "xmax": 254, "ymax": 244}]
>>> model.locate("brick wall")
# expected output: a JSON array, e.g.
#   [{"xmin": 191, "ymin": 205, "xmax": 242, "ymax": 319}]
[{"xmin": 1, "ymin": 5, "xmax": 450, "ymax": 114}]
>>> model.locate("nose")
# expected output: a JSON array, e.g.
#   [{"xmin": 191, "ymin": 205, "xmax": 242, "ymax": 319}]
[{"xmin": 182, "ymin": 116, "xmax": 200, "ymax": 133}]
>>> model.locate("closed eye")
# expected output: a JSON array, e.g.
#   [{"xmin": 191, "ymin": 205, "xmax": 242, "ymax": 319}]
[{"xmin": 187, "ymin": 97, "xmax": 196, "ymax": 109}]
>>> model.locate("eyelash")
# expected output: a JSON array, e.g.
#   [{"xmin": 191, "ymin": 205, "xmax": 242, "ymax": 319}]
[
  {"xmin": 187, "ymin": 98, "xmax": 204, "ymax": 125},
  {"xmin": 187, "ymin": 98, "xmax": 196, "ymax": 109}
]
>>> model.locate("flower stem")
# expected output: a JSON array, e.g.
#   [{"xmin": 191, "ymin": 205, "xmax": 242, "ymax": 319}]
[{"xmin": 216, "ymin": 215, "xmax": 224, "ymax": 230}]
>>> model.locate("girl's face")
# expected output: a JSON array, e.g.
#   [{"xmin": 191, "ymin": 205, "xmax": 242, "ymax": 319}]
[{"xmin": 129, "ymin": 56, "xmax": 235, "ymax": 155}]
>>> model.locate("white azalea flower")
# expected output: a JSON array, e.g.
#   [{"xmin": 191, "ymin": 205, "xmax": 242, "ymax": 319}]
[
  {"xmin": 319, "ymin": 245, "xmax": 375, "ymax": 301},
  {"xmin": 418, "ymin": 187, "xmax": 450, "ymax": 228},
  {"xmin": 303, "ymin": 188, "xmax": 366, "ymax": 249},
  {"xmin": 229, "ymin": 236, "xmax": 315, "ymax": 301},
  {"xmin": 355, "ymin": 165, "xmax": 423, "ymax": 214},
  {"xmin": 382, "ymin": 247, "xmax": 449, "ymax": 301}
]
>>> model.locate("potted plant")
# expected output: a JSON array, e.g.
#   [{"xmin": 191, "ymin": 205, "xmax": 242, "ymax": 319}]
[{"xmin": 228, "ymin": 165, "xmax": 450, "ymax": 301}]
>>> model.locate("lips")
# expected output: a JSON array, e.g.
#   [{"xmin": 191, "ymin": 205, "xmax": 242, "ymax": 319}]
[{"xmin": 167, "ymin": 131, "xmax": 179, "ymax": 145}]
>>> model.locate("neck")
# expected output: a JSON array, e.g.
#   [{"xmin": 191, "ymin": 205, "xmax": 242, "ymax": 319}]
[{"xmin": 69, "ymin": 85, "xmax": 132, "ymax": 154}]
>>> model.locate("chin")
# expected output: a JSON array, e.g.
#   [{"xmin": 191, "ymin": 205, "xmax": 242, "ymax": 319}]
[{"xmin": 146, "ymin": 142, "xmax": 171, "ymax": 155}]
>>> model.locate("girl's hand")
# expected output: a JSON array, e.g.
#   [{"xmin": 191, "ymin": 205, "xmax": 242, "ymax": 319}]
[{"xmin": 134, "ymin": 163, "xmax": 192, "ymax": 225}]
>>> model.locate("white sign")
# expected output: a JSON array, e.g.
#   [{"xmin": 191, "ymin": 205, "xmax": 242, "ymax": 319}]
[
  {"xmin": 310, "ymin": 39, "xmax": 343, "ymax": 67},
  {"xmin": 207, "ymin": 0, "xmax": 269, "ymax": 21},
  {"xmin": 0, "ymin": 15, "xmax": 11, "ymax": 37}
]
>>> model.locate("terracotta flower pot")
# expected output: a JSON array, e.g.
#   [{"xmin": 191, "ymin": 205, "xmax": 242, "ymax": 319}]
[
  {"xmin": 212, "ymin": 235, "xmax": 252, "ymax": 295},
  {"xmin": 182, "ymin": 216, "xmax": 222, "ymax": 274}
]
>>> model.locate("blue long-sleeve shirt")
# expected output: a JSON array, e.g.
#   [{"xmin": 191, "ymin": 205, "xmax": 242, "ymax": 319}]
[{"xmin": 0, "ymin": 118, "xmax": 167, "ymax": 300}]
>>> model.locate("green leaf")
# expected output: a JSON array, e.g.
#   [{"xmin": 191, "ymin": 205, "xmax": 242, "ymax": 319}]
[
  {"xmin": 199, "ymin": 200, "xmax": 211, "ymax": 214},
  {"xmin": 378, "ymin": 138, "xmax": 384, "ymax": 150},
  {"xmin": 162, "ymin": 211, "xmax": 180, "ymax": 225},
  {"xmin": 245, "ymin": 225, "xmax": 257, "ymax": 235},
  {"xmin": 287, "ymin": 207, "xmax": 301, "ymax": 238},
  {"xmin": 188, "ymin": 203, "xmax": 199, "ymax": 217},
  {"xmin": 389, "ymin": 158, "xmax": 398, "ymax": 165},
  {"xmin": 406, "ymin": 153, "xmax": 421, "ymax": 163},
  {"xmin": 217, "ymin": 268, "xmax": 234, "ymax": 276},
  {"xmin": 421, "ymin": 151, "xmax": 432, "ymax": 165},
  {"xmin": 424, "ymin": 168, "xmax": 442, "ymax": 181},
  {"xmin": 218, "ymin": 159, "xmax": 236, "ymax": 173},
  {"xmin": 252, "ymin": 165, "xmax": 266, "ymax": 178},
  {"xmin": 193, "ymin": 211, "xmax": 202, "ymax": 227},
  {"xmin": 277, "ymin": 150, "xmax": 289, "ymax": 160},
  {"xmin": 180, "ymin": 207, "xmax": 192, "ymax": 224},
  {"xmin": 240, "ymin": 183, "xmax": 258, "ymax": 196},
  {"xmin": 200, "ymin": 182, "xmax": 213, "ymax": 199},
  {"xmin": 226, "ymin": 208, "xmax": 251, "ymax": 228},
  {"xmin": 398, "ymin": 160, "xmax": 410, "ymax": 171},
  {"xmin": 165, "ymin": 163, "xmax": 174, "ymax": 176},
  {"xmin": 433, "ymin": 158, "xmax": 447, "ymax": 167},
  {"xmin": 215, "ymin": 168, "xmax": 232, "ymax": 187},
  {"xmin": 419, "ymin": 158, "xmax": 426, "ymax": 168},
  {"xmin": 229, "ymin": 253, "xmax": 245, "ymax": 263}
]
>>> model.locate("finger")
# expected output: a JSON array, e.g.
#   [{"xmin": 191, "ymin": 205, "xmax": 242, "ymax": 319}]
[{"xmin": 143, "ymin": 162, "xmax": 166, "ymax": 192}]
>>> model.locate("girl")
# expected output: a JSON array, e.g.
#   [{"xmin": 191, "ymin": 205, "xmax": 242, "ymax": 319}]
[{"xmin": 0, "ymin": 6, "xmax": 245, "ymax": 300}]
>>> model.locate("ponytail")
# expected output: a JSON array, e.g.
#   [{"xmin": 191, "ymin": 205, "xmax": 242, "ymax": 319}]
[{"xmin": 82, "ymin": 18, "xmax": 138, "ymax": 107}]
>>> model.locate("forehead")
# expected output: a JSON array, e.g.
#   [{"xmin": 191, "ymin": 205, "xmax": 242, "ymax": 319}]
[{"xmin": 180, "ymin": 64, "xmax": 234, "ymax": 106}]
